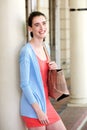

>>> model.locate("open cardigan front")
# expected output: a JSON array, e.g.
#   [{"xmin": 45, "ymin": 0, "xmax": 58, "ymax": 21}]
[{"xmin": 19, "ymin": 43, "xmax": 46, "ymax": 118}]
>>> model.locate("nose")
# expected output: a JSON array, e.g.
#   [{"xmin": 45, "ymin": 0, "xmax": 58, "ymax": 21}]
[{"xmin": 40, "ymin": 24, "xmax": 44, "ymax": 30}]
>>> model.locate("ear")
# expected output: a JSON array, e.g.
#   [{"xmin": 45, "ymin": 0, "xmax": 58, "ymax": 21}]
[{"xmin": 28, "ymin": 26, "xmax": 32, "ymax": 32}]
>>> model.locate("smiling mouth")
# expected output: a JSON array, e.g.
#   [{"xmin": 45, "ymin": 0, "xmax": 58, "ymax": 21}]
[{"xmin": 39, "ymin": 30, "xmax": 46, "ymax": 34}]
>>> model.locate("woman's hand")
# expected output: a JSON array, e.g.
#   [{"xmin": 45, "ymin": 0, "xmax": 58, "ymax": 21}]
[
  {"xmin": 48, "ymin": 61, "xmax": 58, "ymax": 70},
  {"xmin": 32, "ymin": 102, "xmax": 49, "ymax": 125},
  {"xmin": 37, "ymin": 110, "xmax": 49, "ymax": 124}
]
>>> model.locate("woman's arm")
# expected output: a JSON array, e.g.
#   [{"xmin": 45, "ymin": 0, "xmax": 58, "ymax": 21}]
[{"xmin": 19, "ymin": 47, "xmax": 37, "ymax": 104}]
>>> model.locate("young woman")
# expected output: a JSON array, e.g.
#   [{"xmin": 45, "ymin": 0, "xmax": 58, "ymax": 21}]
[{"xmin": 19, "ymin": 11, "xmax": 66, "ymax": 130}]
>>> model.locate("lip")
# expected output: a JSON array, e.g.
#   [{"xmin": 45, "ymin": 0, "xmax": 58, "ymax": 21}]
[{"xmin": 39, "ymin": 30, "xmax": 46, "ymax": 34}]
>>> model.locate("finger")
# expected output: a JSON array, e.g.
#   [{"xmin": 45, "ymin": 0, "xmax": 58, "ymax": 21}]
[
  {"xmin": 46, "ymin": 119, "xmax": 49, "ymax": 124},
  {"xmin": 49, "ymin": 61, "xmax": 55, "ymax": 65},
  {"xmin": 40, "ymin": 120, "xmax": 49, "ymax": 124},
  {"xmin": 40, "ymin": 120, "xmax": 46, "ymax": 124}
]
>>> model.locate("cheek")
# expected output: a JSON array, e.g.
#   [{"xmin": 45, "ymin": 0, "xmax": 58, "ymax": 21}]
[
  {"xmin": 45, "ymin": 30, "xmax": 48, "ymax": 36},
  {"xmin": 32, "ymin": 28, "xmax": 38, "ymax": 33},
  {"xmin": 34, "ymin": 27, "xmax": 40, "ymax": 31},
  {"xmin": 45, "ymin": 27, "xmax": 48, "ymax": 33}
]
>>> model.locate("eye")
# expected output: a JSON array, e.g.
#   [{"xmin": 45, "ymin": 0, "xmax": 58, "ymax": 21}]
[
  {"xmin": 43, "ymin": 21, "xmax": 46, "ymax": 25},
  {"xmin": 34, "ymin": 23, "xmax": 39, "ymax": 27}
]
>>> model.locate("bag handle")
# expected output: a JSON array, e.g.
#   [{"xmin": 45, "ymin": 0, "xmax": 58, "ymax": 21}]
[
  {"xmin": 43, "ymin": 44, "xmax": 51, "ymax": 62},
  {"xmin": 43, "ymin": 44, "xmax": 61, "ymax": 71}
]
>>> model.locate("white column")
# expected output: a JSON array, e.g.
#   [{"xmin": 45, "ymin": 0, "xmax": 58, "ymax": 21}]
[
  {"xmin": 55, "ymin": 0, "xmax": 61, "ymax": 68},
  {"xmin": 69, "ymin": 0, "xmax": 87, "ymax": 106},
  {"xmin": 0, "ymin": 0, "xmax": 26, "ymax": 130},
  {"xmin": 60, "ymin": 0, "xmax": 70, "ymax": 78}
]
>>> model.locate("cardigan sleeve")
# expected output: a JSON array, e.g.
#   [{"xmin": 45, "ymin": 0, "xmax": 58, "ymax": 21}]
[{"xmin": 19, "ymin": 47, "xmax": 37, "ymax": 105}]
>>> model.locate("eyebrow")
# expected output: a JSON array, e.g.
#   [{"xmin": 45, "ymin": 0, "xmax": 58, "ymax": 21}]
[{"xmin": 33, "ymin": 20, "xmax": 47, "ymax": 25}]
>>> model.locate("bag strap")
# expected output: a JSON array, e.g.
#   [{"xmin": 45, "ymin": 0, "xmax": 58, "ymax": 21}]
[
  {"xmin": 43, "ymin": 44, "xmax": 61, "ymax": 71},
  {"xmin": 43, "ymin": 44, "xmax": 51, "ymax": 62}
]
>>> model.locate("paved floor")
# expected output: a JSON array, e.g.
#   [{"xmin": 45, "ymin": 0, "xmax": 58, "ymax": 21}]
[
  {"xmin": 60, "ymin": 107, "xmax": 87, "ymax": 130},
  {"xmin": 81, "ymin": 121, "xmax": 87, "ymax": 130},
  {"xmin": 51, "ymin": 78, "xmax": 87, "ymax": 130},
  {"xmin": 52, "ymin": 97, "xmax": 87, "ymax": 130}
]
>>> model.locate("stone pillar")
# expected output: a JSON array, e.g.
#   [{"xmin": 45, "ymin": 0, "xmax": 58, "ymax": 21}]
[
  {"xmin": 69, "ymin": 0, "xmax": 87, "ymax": 106},
  {"xmin": 60, "ymin": 0, "xmax": 70, "ymax": 78},
  {"xmin": 55, "ymin": 0, "xmax": 61, "ymax": 68},
  {"xmin": 0, "ymin": 0, "xmax": 26, "ymax": 130}
]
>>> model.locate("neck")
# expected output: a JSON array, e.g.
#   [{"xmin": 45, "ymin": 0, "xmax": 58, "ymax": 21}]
[{"xmin": 29, "ymin": 38, "xmax": 44, "ymax": 48}]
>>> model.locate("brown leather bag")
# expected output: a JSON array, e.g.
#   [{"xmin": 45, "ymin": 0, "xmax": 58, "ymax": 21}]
[
  {"xmin": 47, "ymin": 69, "xmax": 70, "ymax": 101},
  {"xmin": 43, "ymin": 44, "xmax": 70, "ymax": 101}
]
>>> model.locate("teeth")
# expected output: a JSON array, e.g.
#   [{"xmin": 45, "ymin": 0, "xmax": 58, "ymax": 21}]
[
  {"xmin": 40, "ymin": 32, "xmax": 44, "ymax": 34},
  {"xmin": 39, "ymin": 31, "xmax": 45, "ymax": 34}
]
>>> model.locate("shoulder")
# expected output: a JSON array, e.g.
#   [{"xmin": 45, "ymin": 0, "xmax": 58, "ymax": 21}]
[
  {"xmin": 20, "ymin": 43, "xmax": 29, "ymax": 53},
  {"xmin": 20, "ymin": 43, "xmax": 32, "ymax": 56},
  {"xmin": 19, "ymin": 43, "xmax": 31, "ymax": 61}
]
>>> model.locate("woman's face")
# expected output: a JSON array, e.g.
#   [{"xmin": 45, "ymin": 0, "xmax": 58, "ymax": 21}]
[{"xmin": 30, "ymin": 15, "xmax": 47, "ymax": 40}]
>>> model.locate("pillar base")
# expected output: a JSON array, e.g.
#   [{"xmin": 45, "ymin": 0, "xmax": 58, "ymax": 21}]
[{"xmin": 68, "ymin": 97, "xmax": 87, "ymax": 107}]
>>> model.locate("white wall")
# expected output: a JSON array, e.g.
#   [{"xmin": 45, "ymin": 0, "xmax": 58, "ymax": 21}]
[{"xmin": 0, "ymin": 0, "xmax": 26, "ymax": 130}]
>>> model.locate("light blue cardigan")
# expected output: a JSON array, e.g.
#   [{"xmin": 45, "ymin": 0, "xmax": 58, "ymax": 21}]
[{"xmin": 19, "ymin": 43, "xmax": 47, "ymax": 118}]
